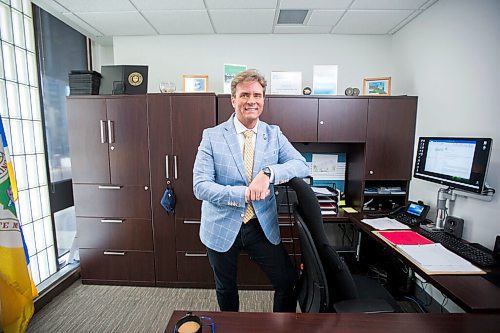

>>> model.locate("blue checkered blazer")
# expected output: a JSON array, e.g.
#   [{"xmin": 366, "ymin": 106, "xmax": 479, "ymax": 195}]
[{"xmin": 193, "ymin": 114, "xmax": 310, "ymax": 252}]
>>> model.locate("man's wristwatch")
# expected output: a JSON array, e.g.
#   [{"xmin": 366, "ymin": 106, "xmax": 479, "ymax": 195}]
[{"xmin": 262, "ymin": 167, "xmax": 272, "ymax": 178}]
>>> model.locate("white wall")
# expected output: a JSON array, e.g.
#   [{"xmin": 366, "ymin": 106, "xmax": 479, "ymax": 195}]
[
  {"xmin": 112, "ymin": 34, "xmax": 392, "ymax": 94},
  {"xmin": 392, "ymin": 0, "xmax": 500, "ymax": 249}
]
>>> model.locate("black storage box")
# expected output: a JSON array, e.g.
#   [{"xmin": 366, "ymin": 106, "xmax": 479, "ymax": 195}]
[
  {"xmin": 68, "ymin": 70, "xmax": 101, "ymax": 95},
  {"xmin": 99, "ymin": 65, "xmax": 148, "ymax": 95}
]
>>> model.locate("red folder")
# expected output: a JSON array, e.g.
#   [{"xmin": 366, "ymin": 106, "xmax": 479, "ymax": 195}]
[{"xmin": 378, "ymin": 230, "xmax": 434, "ymax": 245}]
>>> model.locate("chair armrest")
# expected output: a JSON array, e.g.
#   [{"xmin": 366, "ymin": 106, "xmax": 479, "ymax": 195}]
[{"xmin": 333, "ymin": 298, "xmax": 395, "ymax": 313}]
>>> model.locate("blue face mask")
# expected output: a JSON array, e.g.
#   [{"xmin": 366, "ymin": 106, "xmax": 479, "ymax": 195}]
[{"xmin": 160, "ymin": 185, "xmax": 175, "ymax": 215}]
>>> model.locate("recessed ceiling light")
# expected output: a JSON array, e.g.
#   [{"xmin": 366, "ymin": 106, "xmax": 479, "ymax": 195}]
[{"xmin": 277, "ymin": 9, "xmax": 308, "ymax": 25}]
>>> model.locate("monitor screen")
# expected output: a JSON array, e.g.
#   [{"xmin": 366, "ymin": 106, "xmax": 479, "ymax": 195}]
[{"xmin": 414, "ymin": 137, "xmax": 492, "ymax": 194}]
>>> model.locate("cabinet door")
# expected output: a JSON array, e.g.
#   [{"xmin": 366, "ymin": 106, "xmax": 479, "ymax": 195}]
[
  {"xmin": 147, "ymin": 94, "xmax": 177, "ymax": 283},
  {"xmin": 365, "ymin": 98, "xmax": 417, "ymax": 180},
  {"xmin": 217, "ymin": 96, "xmax": 234, "ymax": 124},
  {"xmin": 67, "ymin": 98, "xmax": 110, "ymax": 184},
  {"xmin": 265, "ymin": 97, "xmax": 317, "ymax": 142},
  {"xmin": 171, "ymin": 95, "xmax": 216, "ymax": 219},
  {"xmin": 318, "ymin": 99, "xmax": 368, "ymax": 142},
  {"xmin": 107, "ymin": 96, "xmax": 150, "ymax": 186}
]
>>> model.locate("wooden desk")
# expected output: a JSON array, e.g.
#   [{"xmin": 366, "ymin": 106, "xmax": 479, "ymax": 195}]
[
  {"xmin": 165, "ymin": 310, "xmax": 500, "ymax": 333},
  {"xmin": 348, "ymin": 214, "xmax": 500, "ymax": 313}
]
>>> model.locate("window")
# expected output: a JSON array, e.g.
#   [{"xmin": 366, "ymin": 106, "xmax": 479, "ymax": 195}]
[{"xmin": 0, "ymin": 0, "xmax": 56, "ymax": 285}]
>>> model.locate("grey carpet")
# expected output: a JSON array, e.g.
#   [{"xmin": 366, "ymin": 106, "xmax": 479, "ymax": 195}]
[{"xmin": 27, "ymin": 280, "xmax": 273, "ymax": 333}]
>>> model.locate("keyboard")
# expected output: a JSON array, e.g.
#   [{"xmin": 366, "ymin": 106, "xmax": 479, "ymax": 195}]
[{"xmin": 418, "ymin": 228, "xmax": 499, "ymax": 268}]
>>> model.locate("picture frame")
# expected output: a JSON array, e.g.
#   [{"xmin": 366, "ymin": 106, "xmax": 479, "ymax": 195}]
[
  {"xmin": 363, "ymin": 77, "xmax": 391, "ymax": 96},
  {"xmin": 183, "ymin": 75, "xmax": 208, "ymax": 92}
]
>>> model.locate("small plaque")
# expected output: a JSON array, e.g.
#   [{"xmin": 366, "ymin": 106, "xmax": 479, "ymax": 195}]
[{"xmin": 128, "ymin": 72, "xmax": 144, "ymax": 86}]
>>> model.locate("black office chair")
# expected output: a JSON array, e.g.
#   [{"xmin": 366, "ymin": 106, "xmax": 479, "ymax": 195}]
[{"xmin": 286, "ymin": 177, "xmax": 400, "ymax": 313}]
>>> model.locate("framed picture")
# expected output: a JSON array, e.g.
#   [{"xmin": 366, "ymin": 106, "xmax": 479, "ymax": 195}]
[
  {"xmin": 363, "ymin": 77, "xmax": 391, "ymax": 96},
  {"xmin": 183, "ymin": 75, "xmax": 208, "ymax": 92}
]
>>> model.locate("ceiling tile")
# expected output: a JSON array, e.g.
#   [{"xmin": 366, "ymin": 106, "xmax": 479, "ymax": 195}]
[
  {"xmin": 143, "ymin": 10, "xmax": 213, "ymax": 34},
  {"xmin": 205, "ymin": 0, "xmax": 277, "ymax": 9},
  {"xmin": 274, "ymin": 25, "xmax": 332, "ymax": 34},
  {"xmin": 78, "ymin": 11, "xmax": 157, "ymax": 36},
  {"xmin": 62, "ymin": 12, "xmax": 104, "ymax": 36},
  {"xmin": 130, "ymin": 0, "xmax": 206, "ymax": 11},
  {"xmin": 351, "ymin": 0, "xmax": 429, "ymax": 10},
  {"xmin": 209, "ymin": 9, "xmax": 275, "ymax": 33},
  {"xmin": 333, "ymin": 10, "xmax": 413, "ymax": 34},
  {"xmin": 308, "ymin": 10, "xmax": 344, "ymax": 26},
  {"xmin": 280, "ymin": 0, "xmax": 351, "ymax": 10},
  {"xmin": 54, "ymin": 0, "xmax": 136, "ymax": 12}
]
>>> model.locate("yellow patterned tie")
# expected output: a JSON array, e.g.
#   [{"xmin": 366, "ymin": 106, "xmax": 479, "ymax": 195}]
[{"xmin": 243, "ymin": 130, "xmax": 256, "ymax": 223}]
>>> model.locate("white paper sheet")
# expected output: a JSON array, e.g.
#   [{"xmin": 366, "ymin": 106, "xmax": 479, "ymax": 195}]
[{"xmin": 360, "ymin": 217, "xmax": 410, "ymax": 230}]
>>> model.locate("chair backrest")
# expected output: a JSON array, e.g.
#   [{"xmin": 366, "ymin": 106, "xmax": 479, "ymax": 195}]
[
  {"xmin": 286, "ymin": 178, "xmax": 359, "ymax": 307},
  {"xmin": 294, "ymin": 211, "xmax": 329, "ymax": 312}
]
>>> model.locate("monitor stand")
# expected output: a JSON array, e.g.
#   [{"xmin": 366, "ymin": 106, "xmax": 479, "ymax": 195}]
[{"xmin": 419, "ymin": 221, "xmax": 443, "ymax": 232}]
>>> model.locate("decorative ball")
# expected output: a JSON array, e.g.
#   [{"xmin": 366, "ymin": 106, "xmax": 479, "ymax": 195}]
[{"xmin": 159, "ymin": 81, "xmax": 176, "ymax": 93}]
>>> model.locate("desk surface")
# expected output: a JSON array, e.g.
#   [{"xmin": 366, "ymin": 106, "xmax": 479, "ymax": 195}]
[
  {"xmin": 165, "ymin": 310, "xmax": 500, "ymax": 333},
  {"xmin": 349, "ymin": 214, "xmax": 500, "ymax": 313}
]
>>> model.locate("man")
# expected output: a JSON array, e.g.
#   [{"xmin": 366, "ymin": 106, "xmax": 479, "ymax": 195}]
[{"xmin": 193, "ymin": 69, "xmax": 309, "ymax": 312}]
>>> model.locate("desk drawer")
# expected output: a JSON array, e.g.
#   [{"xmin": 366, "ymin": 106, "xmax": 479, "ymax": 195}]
[
  {"xmin": 73, "ymin": 184, "xmax": 151, "ymax": 218},
  {"xmin": 176, "ymin": 251, "xmax": 214, "ymax": 283},
  {"xmin": 79, "ymin": 249, "xmax": 154, "ymax": 282},
  {"xmin": 279, "ymin": 221, "xmax": 297, "ymax": 239},
  {"xmin": 77, "ymin": 217, "xmax": 153, "ymax": 250},
  {"xmin": 175, "ymin": 219, "xmax": 205, "ymax": 251}
]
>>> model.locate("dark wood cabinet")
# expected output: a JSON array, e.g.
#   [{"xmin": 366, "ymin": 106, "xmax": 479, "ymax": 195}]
[
  {"xmin": 216, "ymin": 95, "xmax": 418, "ymax": 211},
  {"xmin": 69, "ymin": 94, "xmax": 417, "ymax": 288},
  {"xmin": 148, "ymin": 93, "xmax": 216, "ymax": 285},
  {"xmin": 318, "ymin": 99, "xmax": 368, "ymax": 142},
  {"xmin": 265, "ymin": 97, "xmax": 317, "ymax": 142},
  {"xmin": 68, "ymin": 95, "xmax": 153, "ymax": 285},
  {"xmin": 67, "ymin": 96, "xmax": 149, "ymax": 186},
  {"xmin": 365, "ymin": 98, "xmax": 417, "ymax": 180}
]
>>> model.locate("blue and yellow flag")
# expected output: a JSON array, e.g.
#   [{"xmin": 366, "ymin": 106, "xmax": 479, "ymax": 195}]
[{"xmin": 0, "ymin": 116, "xmax": 38, "ymax": 333}]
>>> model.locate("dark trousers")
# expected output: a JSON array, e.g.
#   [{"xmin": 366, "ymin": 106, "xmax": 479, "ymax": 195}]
[{"xmin": 206, "ymin": 218, "xmax": 297, "ymax": 312}]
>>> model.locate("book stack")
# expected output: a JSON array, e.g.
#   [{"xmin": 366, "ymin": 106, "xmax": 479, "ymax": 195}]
[
  {"xmin": 312, "ymin": 187, "xmax": 339, "ymax": 216},
  {"xmin": 68, "ymin": 70, "xmax": 102, "ymax": 95}
]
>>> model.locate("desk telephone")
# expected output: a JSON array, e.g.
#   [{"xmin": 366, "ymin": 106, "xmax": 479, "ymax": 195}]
[{"xmin": 389, "ymin": 201, "xmax": 430, "ymax": 226}]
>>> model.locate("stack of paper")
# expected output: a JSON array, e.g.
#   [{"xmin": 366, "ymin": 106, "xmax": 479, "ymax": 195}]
[
  {"xmin": 311, "ymin": 187, "xmax": 338, "ymax": 216},
  {"xmin": 360, "ymin": 217, "xmax": 410, "ymax": 230},
  {"xmin": 398, "ymin": 243, "xmax": 484, "ymax": 274}
]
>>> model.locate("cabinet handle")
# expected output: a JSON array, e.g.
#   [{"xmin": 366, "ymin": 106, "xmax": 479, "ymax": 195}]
[
  {"xmin": 100, "ymin": 120, "xmax": 107, "ymax": 143},
  {"xmin": 173, "ymin": 155, "xmax": 178, "ymax": 179},
  {"xmin": 184, "ymin": 252, "xmax": 207, "ymax": 257},
  {"xmin": 98, "ymin": 185, "xmax": 122, "ymax": 190},
  {"xmin": 369, "ymin": 170, "xmax": 374, "ymax": 175},
  {"xmin": 107, "ymin": 120, "xmax": 115, "ymax": 143},
  {"xmin": 165, "ymin": 155, "xmax": 170, "ymax": 179},
  {"xmin": 319, "ymin": 120, "xmax": 324, "ymax": 125},
  {"xmin": 183, "ymin": 220, "xmax": 201, "ymax": 224},
  {"xmin": 279, "ymin": 223, "xmax": 294, "ymax": 227},
  {"xmin": 101, "ymin": 219, "xmax": 124, "ymax": 223},
  {"xmin": 103, "ymin": 251, "xmax": 125, "ymax": 256},
  {"xmin": 282, "ymin": 238, "xmax": 294, "ymax": 243}
]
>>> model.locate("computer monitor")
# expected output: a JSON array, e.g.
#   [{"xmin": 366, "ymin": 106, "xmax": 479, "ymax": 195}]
[{"xmin": 414, "ymin": 137, "xmax": 492, "ymax": 194}]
